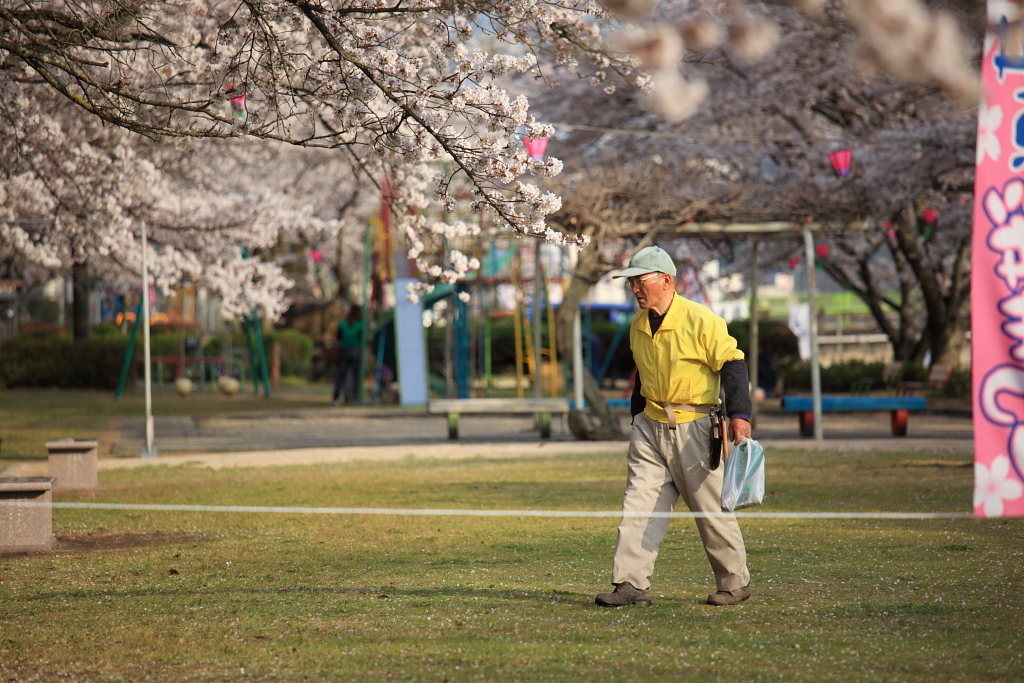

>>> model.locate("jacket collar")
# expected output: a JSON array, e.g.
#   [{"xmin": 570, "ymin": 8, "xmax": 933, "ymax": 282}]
[{"xmin": 638, "ymin": 293, "xmax": 681, "ymax": 336}]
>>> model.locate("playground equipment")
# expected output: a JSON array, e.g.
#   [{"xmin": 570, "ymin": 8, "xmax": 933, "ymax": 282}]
[
  {"xmin": 241, "ymin": 310, "xmax": 271, "ymax": 397},
  {"xmin": 113, "ymin": 300, "xmax": 262, "ymax": 399},
  {"xmin": 438, "ymin": 239, "xmax": 566, "ymax": 400}
]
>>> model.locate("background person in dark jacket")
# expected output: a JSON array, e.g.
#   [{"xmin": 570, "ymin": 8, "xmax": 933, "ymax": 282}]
[{"xmin": 332, "ymin": 305, "xmax": 363, "ymax": 406}]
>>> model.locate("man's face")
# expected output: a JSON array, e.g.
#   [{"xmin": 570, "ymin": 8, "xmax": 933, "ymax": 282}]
[{"xmin": 627, "ymin": 272, "xmax": 668, "ymax": 309}]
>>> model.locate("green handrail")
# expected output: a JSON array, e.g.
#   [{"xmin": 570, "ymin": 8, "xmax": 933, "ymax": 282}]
[{"xmin": 114, "ymin": 302, "xmax": 144, "ymax": 400}]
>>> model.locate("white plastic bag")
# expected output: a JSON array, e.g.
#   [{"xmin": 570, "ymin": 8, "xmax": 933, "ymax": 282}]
[{"xmin": 721, "ymin": 436, "xmax": 765, "ymax": 512}]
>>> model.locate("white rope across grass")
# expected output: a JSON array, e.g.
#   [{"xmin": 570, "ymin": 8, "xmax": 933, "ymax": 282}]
[{"xmin": 35, "ymin": 502, "xmax": 974, "ymax": 520}]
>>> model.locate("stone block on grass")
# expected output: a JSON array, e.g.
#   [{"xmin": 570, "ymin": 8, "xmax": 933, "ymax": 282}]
[
  {"xmin": 46, "ymin": 439, "xmax": 99, "ymax": 491},
  {"xmin": 0, "ymin": 476, "xmax": 57, "ymax": 553}
]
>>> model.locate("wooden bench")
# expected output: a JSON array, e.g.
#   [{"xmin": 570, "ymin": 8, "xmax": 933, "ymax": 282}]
[
  {"xmin": 781, "ymin": 395, "xmax": 928, "ymax": 437},
  {"xmin": 1, "ymin": 477, "xmax": 57, "ymax": 553},
  {"xmin": 427, "ymin": 397, "xmax": 571, "ymax": 439}
]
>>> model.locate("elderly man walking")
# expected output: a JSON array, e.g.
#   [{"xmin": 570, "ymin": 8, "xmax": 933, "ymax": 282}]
[{"xmin": 595, "ymin": 246, "xmax": 753, "ymax": 608}]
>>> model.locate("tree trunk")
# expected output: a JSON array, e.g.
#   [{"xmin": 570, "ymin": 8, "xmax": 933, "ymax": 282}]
[
  {"xmin": 72, "ymin": 260, "xmax": 91, "ymax": 341},
  {"xmin": 895, "ymin": 204, "xmax": 971, "ymax": 368},
  {"xmin": 827, "ymin": 208, "xmax": 971, "ymax": 368},
  {"xmin": 555, "ymin": 274, "xmax": 625, "ymax": 440}
]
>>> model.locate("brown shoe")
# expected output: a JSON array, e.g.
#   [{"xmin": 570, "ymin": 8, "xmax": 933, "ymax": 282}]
[
  {"xmin": 595, "ymin": 582, "xmax": 652, "ymax": 607},
  {"xmin": 707, "ymin": 583, "xmax": 751, "ymax": 606}
]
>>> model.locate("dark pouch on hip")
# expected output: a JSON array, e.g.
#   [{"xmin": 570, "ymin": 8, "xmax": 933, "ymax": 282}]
[{"xmin": 708, "ymin": 411, "xmax": 723, "ymax": 470}]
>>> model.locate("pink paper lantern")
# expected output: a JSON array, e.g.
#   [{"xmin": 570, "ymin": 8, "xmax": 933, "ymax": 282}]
[
  {"xmin": 230, "ymin": 96, "xmax": 247, "ymax": 123},
  {"xmin": 523, "ymin": 137, "xmax": 548, "ymax": 161},
  {"xmin": 225, "ymin": 83, "xmax": 247, "ymax": 124},
  {"xmin": 828, "ymin": 149, "xmax": 852, "ymax": 177},
  {"xmin": 921, "ymin": 208, "xmax": 938, "ymax": 242}
]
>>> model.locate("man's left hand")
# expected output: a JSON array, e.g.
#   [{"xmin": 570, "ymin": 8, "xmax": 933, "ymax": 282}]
[{"xmin": 728, "ymin": 417, "xmax": 751, "ymax": 445}]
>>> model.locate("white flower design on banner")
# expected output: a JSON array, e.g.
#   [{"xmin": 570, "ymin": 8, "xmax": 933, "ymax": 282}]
[
  {"xmin": 977, "ymin": 100, "xmax": 1003, "ymax": 165},
  {"xmin": 974, "ymin": 455, "xmax": 1024, "ymax": 517}
]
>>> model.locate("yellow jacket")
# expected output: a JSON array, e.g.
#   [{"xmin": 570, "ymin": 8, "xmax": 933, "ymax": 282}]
[{"xmin": 631, "ymin": 294, "xmax": 745, "ymax": 426}]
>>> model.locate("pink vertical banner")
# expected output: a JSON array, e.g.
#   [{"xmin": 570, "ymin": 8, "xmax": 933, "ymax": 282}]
[{"xmin": 973, "ymin": 1, "xmax": 1024, "ymax": 517}]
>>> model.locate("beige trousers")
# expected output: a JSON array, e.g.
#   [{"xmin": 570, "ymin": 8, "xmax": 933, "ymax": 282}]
[{"xmin": 611, "ymin": 412, "xmax": 750, "ymax": 592}]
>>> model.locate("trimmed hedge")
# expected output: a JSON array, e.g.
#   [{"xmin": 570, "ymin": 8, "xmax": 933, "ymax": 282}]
[
  {"xmin": 194, "ymin": 329, "xmax": 315, "ymax": 377},
  {"xmin": 176, "ymin": 329, "xmax": 314, "ymax": 377},
  {"xmin": 264, "ymin": 329, "xmax": 315, "ymax": 377},
  {"xmin": 0, "ymin": 327, "xmax": 317, "ymax": 389},
  {"xmin": 0, "ymin": 337, "xmax": 130, "ymax": 389},
  {"xmin": 727, "ymin": 319, "xmax": 801, "ymax": 367},
  {"xmin": 777, "ymin": 359, "xmax": 886, "ymax": 394},
  {"xmin": 776, "ymin": 360, "xmax": 970, "ymax": 398}
]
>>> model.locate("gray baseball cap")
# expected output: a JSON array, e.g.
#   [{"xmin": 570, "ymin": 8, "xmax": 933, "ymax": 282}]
[{"xmin": 612, "ymin": 246, "xmax": 676, "ymax": 279}]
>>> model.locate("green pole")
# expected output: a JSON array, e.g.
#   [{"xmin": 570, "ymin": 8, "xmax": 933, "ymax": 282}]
[
  {"xmin": 483, "ymin": 240, "xmax": 498, "ymax": 395},
  {"xmin": 251, "ymin": 309, "xmax": 271, "ymax": 398},
  {"xmin": 483, "ymin": 314, "xmax": 492, "ymax": 396},
  {"xmin": 242, "ymin": 316, "xmax": 258, "ymax": 394},
  {"xmin": 374, "ymin": 325, "xmax": 387, "ymax": 405},
  {"xmin": 114, "ymin": 301, "xmax": 144, "ymax": 400},
  {"xmin": 474, "ymin": 242, "xmax": 484, "ymax": 398},
  {"xmin": 237, "ymin": 246, "xmax": 270, "ymax": 397}
]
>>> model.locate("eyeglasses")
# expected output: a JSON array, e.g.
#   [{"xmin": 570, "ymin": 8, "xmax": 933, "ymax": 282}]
[{"xmin": 627, "ymin": 273, "xmax": 662, "ymax": 290}]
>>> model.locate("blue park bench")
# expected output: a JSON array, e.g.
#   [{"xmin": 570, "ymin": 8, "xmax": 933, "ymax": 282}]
[{"xmin": 781, "ymin": 395, "xmax": 928, "ymax": 437}]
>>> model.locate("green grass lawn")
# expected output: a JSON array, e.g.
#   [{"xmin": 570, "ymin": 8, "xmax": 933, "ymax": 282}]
[{"xmin": 2, "ymin": 446, "xmax": 1022, "ymax": 681}]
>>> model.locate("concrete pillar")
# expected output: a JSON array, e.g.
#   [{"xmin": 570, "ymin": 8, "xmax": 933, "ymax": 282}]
[
  {"xmin": 46, "ymin": 439, "xmax": 99, "ymax": 491},
  {"xmin": 0, "ymin": 477, "xmax": 57, "ymax": 553}
]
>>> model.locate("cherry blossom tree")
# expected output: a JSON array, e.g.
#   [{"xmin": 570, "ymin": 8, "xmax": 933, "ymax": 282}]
[
  {"xmin": 0, "ymin": 0, "xmax": 619, "ymax": 303},
  {"xmin": 0, "ymin": 0, "xmax": 989, "ymax": 407},
  {"xmin": 0, "ymin": 82, "xmax": 354, "ymax": 323},
  {"xmin": 1, "ymin": 0, "xmax": 977, "ymax": 302}
]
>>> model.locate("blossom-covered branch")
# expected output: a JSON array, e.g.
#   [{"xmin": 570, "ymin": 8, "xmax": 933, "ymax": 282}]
[{"xmin": 1, "ymin": 0, "xmax": 632, "ymax": 289}]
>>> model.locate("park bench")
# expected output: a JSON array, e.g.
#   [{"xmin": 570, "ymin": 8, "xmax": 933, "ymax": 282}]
[
  {"xmin": 1, "ymin": 476, "xmax": 57, "ymax": 553},
  {"xmin": 781, "ymin": 395, "xmax": 928, "ymax": 437},
  {"xmin": 427, "ymin": 397, "xmax": 570, "ymax": 439}
]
